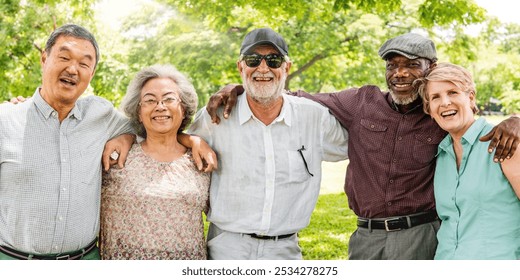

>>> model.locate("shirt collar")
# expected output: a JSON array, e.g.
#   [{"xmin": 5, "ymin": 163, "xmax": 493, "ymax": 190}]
[
  {"xmin": 33, "ymin": 88, "xmax": 82, "ymax": 120},
  {"xmin": 461, "ymin": 117, "xmax": 487, "ymax": 145},
  {"xmin": 437, "ymin": 117, "xmax": 486, "ymax": 154},
  {"xmin": 237, "ymin": 92, "xmax": 291, "ymax": 126}
]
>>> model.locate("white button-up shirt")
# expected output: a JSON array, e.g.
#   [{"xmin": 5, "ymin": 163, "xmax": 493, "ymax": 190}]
[
  {"xmin": 0, "ymin": 89, "xmax": 133, "ymax": 254},
  {"xmin": 188, "ymin": 93, "xmax": 348, "ymax": 236}
]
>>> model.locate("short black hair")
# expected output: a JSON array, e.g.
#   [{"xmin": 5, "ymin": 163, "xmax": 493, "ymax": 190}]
[{"xmin": 45, "ymin": 24, "xmax": 100, "ymax": 68}]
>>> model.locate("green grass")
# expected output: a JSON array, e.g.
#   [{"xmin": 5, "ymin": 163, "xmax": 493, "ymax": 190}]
[
  {"xmin": 298, "ymin": 160, "xmax": 355, "ymax": 260},
  {"xmin": 300, "ymin": 193, "xmax": 356, "ymax": 260}
]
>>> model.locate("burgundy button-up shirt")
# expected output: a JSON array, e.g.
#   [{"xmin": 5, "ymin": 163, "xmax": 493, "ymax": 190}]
[{"xmin": 294, "ymin": 86, "xmax": 447, "ymax": 218}]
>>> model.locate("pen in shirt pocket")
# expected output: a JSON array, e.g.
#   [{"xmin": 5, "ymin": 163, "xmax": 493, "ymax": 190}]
[{"xmin": 297, "ymin": 145, "xmax": 314, "ymax": 177}]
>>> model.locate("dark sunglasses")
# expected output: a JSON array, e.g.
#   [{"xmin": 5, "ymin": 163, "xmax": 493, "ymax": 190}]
[{"xmin": 241, "ymin": 54, "xmax": 285, "ymax": 68}]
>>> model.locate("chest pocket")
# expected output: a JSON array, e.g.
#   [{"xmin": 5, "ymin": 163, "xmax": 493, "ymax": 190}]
[
  {"xmin": 359, "ymin": 119, "xmax": 388, "ymax": 152},
  {"xmin": 287, "ymin": 150, "xmax": 312, "ymax": 183},
  {"xmin": 413, "ymin": 133, "xmax": 443, "ymax": 164}
]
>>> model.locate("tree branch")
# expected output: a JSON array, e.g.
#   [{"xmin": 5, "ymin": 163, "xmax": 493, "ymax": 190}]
[
  {"xmin": 33, "ymin": 43, "xmax": 43, "ymax": 54},
  {"xmin": 286, "ymin": 53, "xmax": 325, "ymax": 89},
  {"xmin": 285, "ymin": 35, "xmax": 355, "ymax": 89}
]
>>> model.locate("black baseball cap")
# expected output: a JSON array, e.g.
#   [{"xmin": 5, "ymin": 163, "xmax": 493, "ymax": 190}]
[{"xmin": 240, "ymin": 28, "xmax": 288, "ymax": 56}]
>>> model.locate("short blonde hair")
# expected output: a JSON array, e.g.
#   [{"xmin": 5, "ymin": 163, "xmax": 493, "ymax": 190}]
[{"xmin": 415, "ymin": 62, "xmax": 478, "ymax": 115}]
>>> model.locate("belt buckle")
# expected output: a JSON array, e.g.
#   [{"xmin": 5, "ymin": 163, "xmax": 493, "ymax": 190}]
[
  {"xmin": 56, "ymin": 254, "xmax": 71, "ymax": 260},
  {"xmin": 384, "ymin": 218, "xmax": 402, "ymax": 232}
]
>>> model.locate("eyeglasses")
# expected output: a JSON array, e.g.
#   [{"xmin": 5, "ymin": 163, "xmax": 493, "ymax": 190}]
[
  {"xmin": 241, "ymin": 54, "xmax": 285, "ymax": 69},
  {"xmin": 139, "ymin": 96, "xmax": 180, "ymax": 108}
]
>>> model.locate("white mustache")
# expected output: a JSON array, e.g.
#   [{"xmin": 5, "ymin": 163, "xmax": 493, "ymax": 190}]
[{"xmin": 251, "ymin": 72, "xmax": 275, "ymax": 79}]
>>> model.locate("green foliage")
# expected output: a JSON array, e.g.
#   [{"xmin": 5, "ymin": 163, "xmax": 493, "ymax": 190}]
[
  {"xmin": 2, "ymin": 0, "xmax": 518, "ymax": 114},
  {"xmin": 0, "ymin": 0, "xmax": 96, "ymax": 101},
  {"xmin": 121, "ymin": 0, "xmax": 488, "ymax": 106},
  {"xmin": 418, "ymin": 0, "xmax": 485, "ymax": 27},
  {"xmin": 499, "ymin": 87, "xmax": 520, "ymax": 115}
]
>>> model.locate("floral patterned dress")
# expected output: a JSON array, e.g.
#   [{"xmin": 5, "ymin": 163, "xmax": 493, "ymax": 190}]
[{"xmin": 99, "ymin": 144, "xmax": 210, "ymax": 260}]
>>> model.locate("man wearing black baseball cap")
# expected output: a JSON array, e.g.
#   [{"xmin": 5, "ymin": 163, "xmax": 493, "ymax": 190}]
[
  {"xmin": 240, "ymin": 27, "xmax": 289, "ymax": 56},
  {"xmin": 207, "ymin": 31, "xmax": 520, "ymax": 259},
  {"xmin": 188, "ymin": 28, "xmax": 348, "ymax": 259}
]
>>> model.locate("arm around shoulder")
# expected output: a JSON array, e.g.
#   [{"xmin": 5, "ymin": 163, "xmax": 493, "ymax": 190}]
[
  {"xmin": 178, "ymin": 132, "xmax": 217, "ymax": 172},
  {"xmin": 480, "ymin": 116, "xmax": 520, "ymax": 162}
]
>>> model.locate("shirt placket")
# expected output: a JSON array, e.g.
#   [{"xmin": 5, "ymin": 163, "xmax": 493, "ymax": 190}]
[
  {"xmin": 51, "ymin": 114, "xmax": 72, "ymax": 253},
  {"xmin": 259, "ymin": 124, "xmax": 275, "ymax": 235},
  {"xmin": 385, "ymin": 115, "xmax": 407, "ymax": 213}
]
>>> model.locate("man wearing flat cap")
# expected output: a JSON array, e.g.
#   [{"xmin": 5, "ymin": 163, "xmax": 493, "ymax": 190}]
[
  {"xmin": 188, "ymin": 27, "xmax": 348, "ymax": 260},
  {"xmin": 207, "ymin": 32, "xmax": 520, "ymax": 259}
]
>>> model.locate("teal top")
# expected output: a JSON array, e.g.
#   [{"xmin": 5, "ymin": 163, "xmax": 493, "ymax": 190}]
[{"xmin": 434, "ymin": 117, "xmax": 520, "ymax": 260}]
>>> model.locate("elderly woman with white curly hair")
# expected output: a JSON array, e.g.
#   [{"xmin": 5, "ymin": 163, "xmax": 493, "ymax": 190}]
[{"xmin": 99, "ymin": 64, "xmax": 211, "ymax": 260}]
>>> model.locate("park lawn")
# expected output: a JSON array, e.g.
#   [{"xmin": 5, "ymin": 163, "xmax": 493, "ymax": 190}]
[
  {"xmin": 299, "ymin": 160, "xmax": 355, "ymax": 260},
  {"xmin": 299, "ymin": 193, "xmax": 356, "ymax": 260}
]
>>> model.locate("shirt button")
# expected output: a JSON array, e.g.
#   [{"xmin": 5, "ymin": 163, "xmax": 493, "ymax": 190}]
[
  {"xmin": 398, "ymin": 136, "xmax": 402, "ymax": 141},
  {"xmin": 370, "ymin": 125, "xmax": 375, "ymax": 128},
  {"xmin": 58, "ymin": 216, "xmax": 63, "ymax": 221},
  {"xmin": 389, "ymin": 179, "xmax": 394, "ymax": 184},
  {"xmin": 62, "ymin": 187, "xmax": 67, "ymax": 191},
  {"xmin": 387, "ymin": 202, "xmax": 392, "ymax": 206},
  {"xmin": 54, "ymin": 246, "xmax": 58, "ymax": 250},
  {"xmin": 392, "ymin": 159, "xmax": 397, "ymax": 163},
  {"xmin": 427, "ymin": 137, "xmax": 432, "ymax": 142}
]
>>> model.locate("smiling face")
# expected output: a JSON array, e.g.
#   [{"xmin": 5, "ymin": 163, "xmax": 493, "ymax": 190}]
[
  {"xmin": 138, "ymin": 77, "xmax": 184, "ymax": 137},
  {"xmin": 40, "ymin": 35, "xmax": 96, "ymax": 107},
  {"xmin": 385, "ymin": 55, "xmax": 433, "ymax": 105},
  {"xmin": 238, "ymin": 45, "xmax": 291, "ymax": 105},
  {"xmin": 426, "ymin": 80, "xmax": 476, "ymax": 138}
]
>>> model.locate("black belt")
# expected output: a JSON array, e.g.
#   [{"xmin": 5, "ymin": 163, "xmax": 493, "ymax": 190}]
[
  {"xmin": 0, "ymin": 238, "xmax": 97, "ymax": 260},
  {"xmin": 357, "ymin": 211, "xmax": 438, "ymax": 232},
  {"xmin": 245, "ymin": 233, "xmax": 296, "ymax": 241}
]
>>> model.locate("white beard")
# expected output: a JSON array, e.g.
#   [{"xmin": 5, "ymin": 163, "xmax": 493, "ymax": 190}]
[
  {"xmin": 389, "ymin": 89, "xmax": 419, "ymax": 105},
  {"xmin": 242, "ymin": 70, "xmax": 286, "ymax": 106}
]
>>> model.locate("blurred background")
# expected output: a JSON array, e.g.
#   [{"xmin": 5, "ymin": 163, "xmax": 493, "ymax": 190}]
[{"xmin": 1, "ymin": 0, "xmax": 519, "ymax": 115}]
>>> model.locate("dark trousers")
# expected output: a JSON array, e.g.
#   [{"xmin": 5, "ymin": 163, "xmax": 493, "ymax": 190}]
[{"xmin": 348, "ymin": 220, "xmax": 440, "ymax": 260}]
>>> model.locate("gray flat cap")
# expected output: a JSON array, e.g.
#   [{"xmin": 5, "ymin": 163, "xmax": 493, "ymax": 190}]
[
  {"xmin": 378, "ymin": 33, "xmax": 437, "ymax": 62},
  {"xmin": 240, "ymin": 28, "xmax": 288, "ymax": 56}
]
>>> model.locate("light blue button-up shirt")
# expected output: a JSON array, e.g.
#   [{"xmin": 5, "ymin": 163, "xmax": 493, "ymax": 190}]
[
  {"xmin": 434, "ymin": 117, "xmax": 520, "ymax": 259},
  {"xmin": 0, "ymin": 89, "xmax": 133, "ymax": 254}
]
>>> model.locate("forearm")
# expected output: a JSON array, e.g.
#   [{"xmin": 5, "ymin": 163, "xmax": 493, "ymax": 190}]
[{"xmin": 178, "ymin": 132, "xmax": 193, "ymax": 148}]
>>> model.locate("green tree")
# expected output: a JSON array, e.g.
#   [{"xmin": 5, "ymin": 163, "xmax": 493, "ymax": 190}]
[
  {"xmin": 3, "ymin": 0, "xmax": 518, "ymax": 115},
  {"xmin": 119, "ymin": 0, "xmax": 487, "ymax": 106},
  {"xmin": 0, "ymin": 0, "xmax": 96, "ymax": 101}
]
